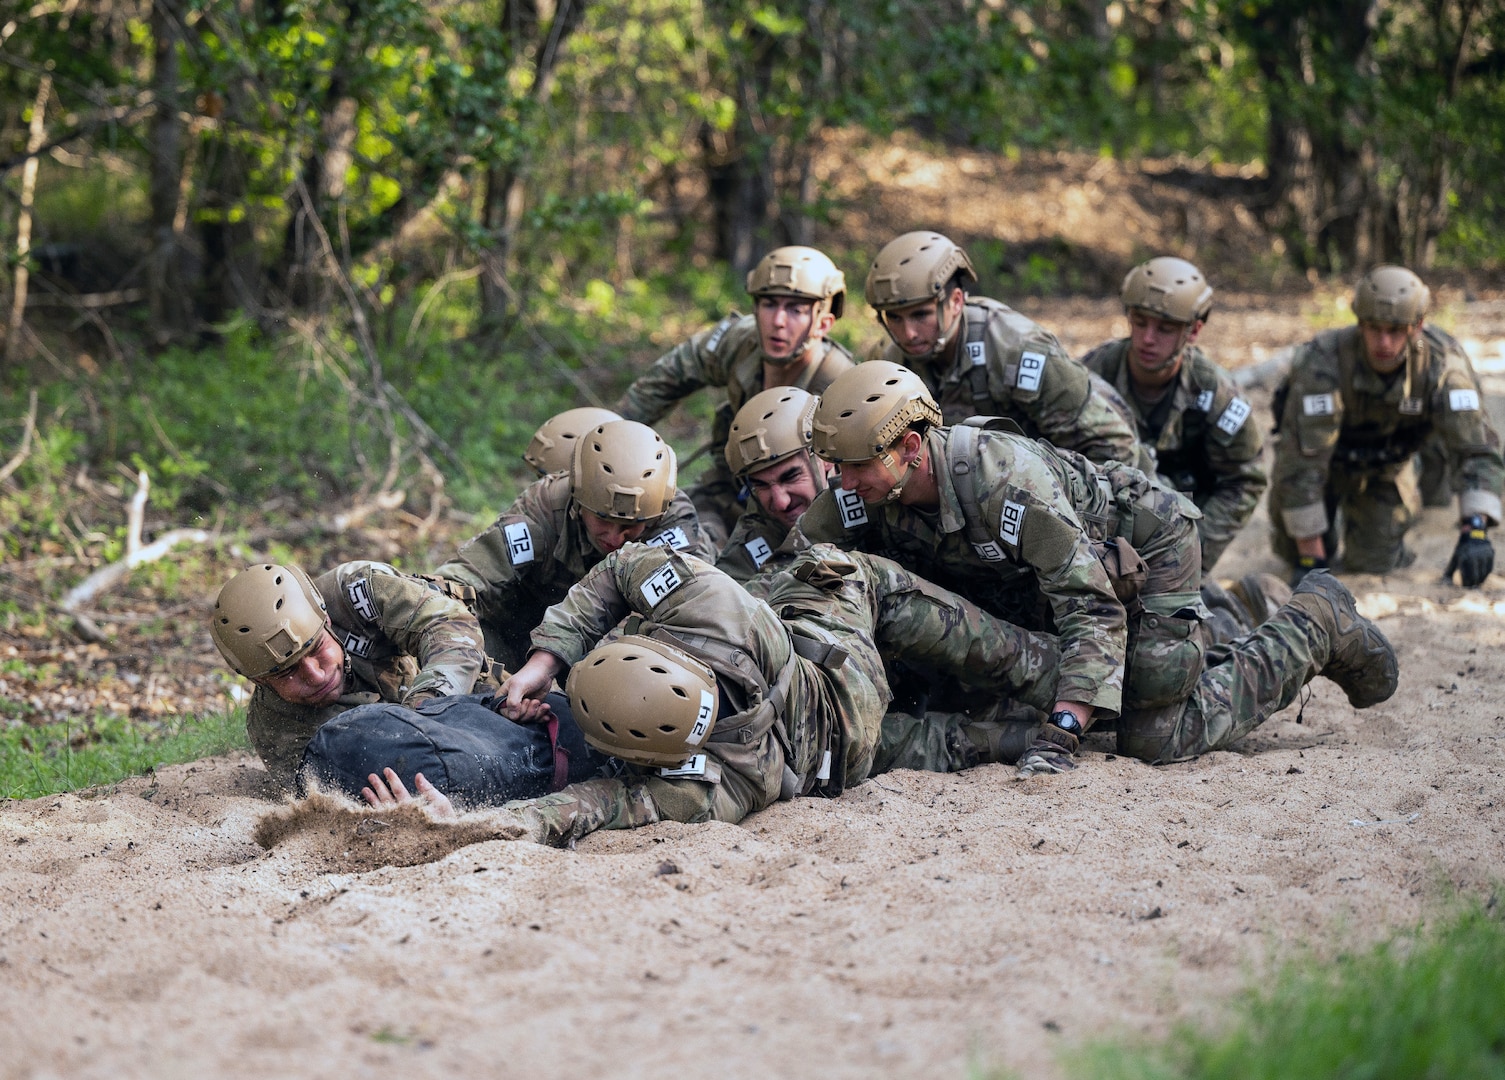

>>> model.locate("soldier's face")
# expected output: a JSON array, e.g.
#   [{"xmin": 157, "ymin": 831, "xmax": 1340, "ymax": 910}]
[
  {"xmin": 579, "ymin": 508, "xmax": 649, "ymax": 554},
  {"xmin": 256, "ymin": 630, "xmax": 346, "ymax": 707},
  {"xmin": 880, "ymin": 289, "xmax": 965, "ymax": 356},
  {"xmin": 747, "ymin": 454, "xmax": 826, "ymax": 527},
  {"xmin": 1127, "ymin": 309, "xmax": 1199, "ymax": 380},
  {"xmin": 755, "ymin": 296, "xmax": 829, "ymax": 361},
  {"xmin": 1359, "ymin": 320, "xmax": 1420, "ymax": 373}
]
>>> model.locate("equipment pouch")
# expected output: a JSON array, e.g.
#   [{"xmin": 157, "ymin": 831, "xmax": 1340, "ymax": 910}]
[
  {"xmin": 1124, "ymin": 592, "xmax": 1206, "ymax": 711},
  {"xmin": 1095, "ymin": 536, "xmax": 1148, "ymax": 605}
]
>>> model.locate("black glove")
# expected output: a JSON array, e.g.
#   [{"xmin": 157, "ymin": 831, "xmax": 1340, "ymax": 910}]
[
  {"xmin": 1446, "ymin": 517, "xmax": 1494, "ymax": 587},
  {"xmin": 1291, "ymin": 554, "xmax": 1329, "ymax": 586}
]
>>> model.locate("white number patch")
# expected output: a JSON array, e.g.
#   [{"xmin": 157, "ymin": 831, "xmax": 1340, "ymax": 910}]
[
  {"xmin": 966, "ymin": 341, "xmax": 986, "ymax": 367},
  {"xmin": 504, "ymin": 521, "xmax": 535, "ymax": 565},
  {"xmin": 972, "ymin": 541, "xmax": 1005, "ymax": 562},
  {"xmin": 686, "ymin": 688, "xmax": 716, "ymax": 746},
  {"xmin": 1303, "ymin": 393, "xmax": 1336, "ymax": 416},
  {"xmin": 338, "ymin": 629, "xmax": 374, "ymax": 658},
  {"xmin": 745, "ymin": 536, "xmax": 773, "ymax": 568},
  {"xmin": 1216, "ymin": 397, "xmax": 1252, "ymax": 436},
  {"xmin": 1195, "ymin": 389, "xmax": 1215, "ymax": 412},
  {"xmin": 1399, "ymin": 397, "xmax": 1424, "ymax": 415},
  {"xmin": 1449, "ymin": 388, "xmax": 1481, "ymax": 412},
  {"xmin": 999, "ymin": 500, "xmax": 1027, "ymax": 547},
  {"xmin": 646, "ymin": 526, "xmax": 690, "ymax": 550},
  {"xmin": 1016, "ymin": 351, "xmax": 1045, "ymax": 393},
  {"xmin": 705, "ymin": 318, "xmax": 732, "ymax": 353},
  {"xmin": 639, "ymin": 562, "xmax": 683, "ymax": 609},
  {"xmin": 660, "ymin": 754, "xmax": 708, "ymax": 778},
  {"xmin": 346, "ymin": 578, "xmax": 376, "ymax": 622},
  {"xmin": 837, "ymin": 488, "xmax": 869, "ymax": 529}
]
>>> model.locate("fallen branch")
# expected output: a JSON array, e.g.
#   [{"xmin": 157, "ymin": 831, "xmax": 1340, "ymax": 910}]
[
  {"xmin": 0, "ymin": 388, "xmax": 39, "ymax": 485},
  {"xmin": 61, "ymin": 527, "xmax": 213, "ymax": 643}
]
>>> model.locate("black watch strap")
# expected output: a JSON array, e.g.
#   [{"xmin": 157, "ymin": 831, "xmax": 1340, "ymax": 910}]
[{"xmin": 1049, "ymin": 709, "xmax": 1085, "ymax": 737}]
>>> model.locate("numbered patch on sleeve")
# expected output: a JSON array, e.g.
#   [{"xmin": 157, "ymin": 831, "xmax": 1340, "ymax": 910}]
[
  {"xmin": 1195, "ymin": 389, "xmax": 1215, "ymax": 411},
  {"xmin": 705, "ymin": 317, "xmax": 733, "ymax": 353},
  {"xmin": 1449, "ymin": 388, "xmax": 1481, "ymax": 412},
  {"xmin": 836, "ymin": 488, "xmax": 869, "ymax": 529},
  {"xmin": 1016, "ymin": 351, "xmax": 1046, "ymax": 393},
  {"xmin": 660, "ymin": 753, "xmax": 709, "ymax": 778},
  {"xmin": 336, "ymin": 628, "xmax": 373, "ymax": 658},
  {"xmin": 646, "ymin": 526, "xmax": 690, "ymax": 550},
  {"xmin": 1216, "ymin": 397, "xmax": 1252, "ymax": 436},
  {"xmin": 966, "ymin": 341, "xmax": 986, "ymax": 367},
  {"xmin": 1399, "ymin": 397, "xmax": 1424, "ymax": 415},
  {"xmin": 639, "ymin": 561, "xmax": 684, "ymax": 609},
  {"xmin": 999, "ymin": 500, "xmax": 1027, "ymax": 547},
  {"xmin": 744, "ymin": 536, "xmax": 773, "ymax": 568},
  {"xmin": 971, "ymin": 540, "xmax": 1005, "ymax": 563},
  {"xmin": 503, "ymin": 521, "xmax": 535, "ymax": 566},
  {"xmin": 1302, "ymin": 393, "xmax": 1336, "ymax": 416},
  {"xmin": 346, "ymin": 578, "xmax": 377, "ymax": 622}
]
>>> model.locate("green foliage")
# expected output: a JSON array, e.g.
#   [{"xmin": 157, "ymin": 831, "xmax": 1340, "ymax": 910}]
[
  {"xmin": 1060, "ymin": 900, "xmax": 1505, "ymax": 1080},
  {"xmin": 0, "ymin": 709, "xmax": 249, "ymax": 800}
]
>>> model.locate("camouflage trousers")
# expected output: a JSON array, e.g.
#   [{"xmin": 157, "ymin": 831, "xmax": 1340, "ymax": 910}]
[
  {"xmin": 1270, "ymin": 458, "xmax": 1420, "ymax": 574},
  {"xmin": 1120, "ymin": 490, "xmax": 1206, "ymax": 713}
]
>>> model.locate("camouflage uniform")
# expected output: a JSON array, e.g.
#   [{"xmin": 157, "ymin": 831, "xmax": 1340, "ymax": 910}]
[
  {"xmin": 1083, "ymin": 339, "xmax": 1266, "ymax": 572},
  {"xmin": 873, "ymin": 297, "xmax": 1139, "ymax": 465},
  {"xmin": 798, "ymin": 424, "xmax": 1209, "ymax": 752},
  {"xmin": 715, "ymin": 505, "xmax": 791, "ymax": 583},
  {"xmin": 1271, "ymin": 325, "xmax": 1505, "ymax": 572},
  {"xmin": 245, "ymin": 561, "xmax": 487, "ymax": 786},
  {"xmin": 433, "ymin": 473, "xmax": 715, "ymax": 670},
  {"xmin": 616, "ymin": 315, "xmax": 855, "ymax": 537},
  {"xmin": 485, "ymin": 543, "xmax": 1059, "ymax": 846}
]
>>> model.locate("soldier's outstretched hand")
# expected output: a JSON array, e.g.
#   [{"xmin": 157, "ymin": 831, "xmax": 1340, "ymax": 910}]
[
  {"xmin": 361, "ymin": 768, "xmax": 457, "ymax": 821},
  {"xmin": 495, "ymin": 651, "xmax": 563, "ymax": 722}
]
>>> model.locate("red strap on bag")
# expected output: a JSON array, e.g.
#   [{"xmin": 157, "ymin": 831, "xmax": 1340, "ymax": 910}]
[{"xmin": 545, "ymin": 714, "xmax": 570, "ymax": 791}]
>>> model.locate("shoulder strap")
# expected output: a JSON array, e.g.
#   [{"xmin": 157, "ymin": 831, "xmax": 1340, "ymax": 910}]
[
  {"xmin": 946, "ymin": 425, "xmax": 1006, "ymax": 561},
  {"xmin": 962, "ymin": 304, "xmax": 992, "ymax": 412}
]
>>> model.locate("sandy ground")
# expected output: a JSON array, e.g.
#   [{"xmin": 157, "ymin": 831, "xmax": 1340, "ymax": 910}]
[{"xmin": 4, "ymin": 382, "xmax": 1505, "ymax": 1080}]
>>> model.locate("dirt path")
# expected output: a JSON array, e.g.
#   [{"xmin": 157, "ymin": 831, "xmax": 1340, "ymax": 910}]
[{"xmin": 5, "ymin": 386, "xmax": 1505, "ymax": 1079}]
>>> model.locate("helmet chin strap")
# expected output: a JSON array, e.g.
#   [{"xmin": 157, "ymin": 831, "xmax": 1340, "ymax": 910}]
[
  {"xmin": 877, "ymin": 446, "xmax": 920, "ymax": 503},
  {"xmin": 881, "ymin": 296, "xmax": 962, "ymax": 363},
  {"xmin": 763, "ymin": 298, "xmax": 827, "ymax": 367}
]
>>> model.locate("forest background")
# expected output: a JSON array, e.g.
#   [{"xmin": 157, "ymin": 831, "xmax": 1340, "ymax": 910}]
[{"xmin": 0, "ymin": 0, "xmax": 1504, "ymax": 787}]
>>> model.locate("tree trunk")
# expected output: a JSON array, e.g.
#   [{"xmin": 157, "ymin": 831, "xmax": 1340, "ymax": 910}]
[
  {"xmin": 148, "ymin": 0, "xmax": 194, "ymax": 339},
  {"xmin": 4, "ymin": 76, "xmax": 49, "ymax": 364}
]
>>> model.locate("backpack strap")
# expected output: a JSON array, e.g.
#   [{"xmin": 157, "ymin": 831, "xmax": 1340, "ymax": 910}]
[{"xmin": 947, "ymin": 424, "xmax": 1007, "ymax": 562}]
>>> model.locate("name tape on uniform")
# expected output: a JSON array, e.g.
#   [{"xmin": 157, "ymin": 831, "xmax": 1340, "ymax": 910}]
[
  {"xmin": 1216, "ymin": 397, "xmax": 1252, "ymax": 436},
  {"xmin": 744, "ymin": 536, "xmax": 773, "ymax": 568},
  {"xmin": 640, "ymin": 561, "xmax": 684, "ymax": 609},
  {"xmin": 338, "ymin": 629, "xmax": 374, "ymax": 658},
  {"xmin": 504, "ymin": 521, "xmax": 535, "ymax": 565},
  {"xmin": 999, "ymin": 500, "xmax": 1026, "ymax": 547},
  {"xmin": 837, "ymin": 488, "xmax": 868, "ymax": 529},
  {"xmin": 1195, "ymin": 389, "xmax": 1215, "ymax": 412},
  {"xmin": 646, "ymin": 526, "xmax": 690, "ymax": 550},
  {"xmin": 346, "ymin": 578, "xmax": 377, "ymax": 622},
  {"xmin": 1449, "ymin": 388, "xmax": 1481, "ymax": 412},
  {"xmin": 1399, "ymin": 397, "xmax": 1424, "ymax": 415},
  {"xmin": 686, "ymin": 688, "xmax": 716, "ymax": 746},
  {"xmin": 1303, "ymin": 393, "xmax": 1336, "ymax": 416},
  {"xmin": 1016, "ymin": 351, "xmax": 1045, "ymax": 393}
]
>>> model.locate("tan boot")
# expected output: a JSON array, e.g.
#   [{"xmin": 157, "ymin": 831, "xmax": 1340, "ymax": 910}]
[{"xmin": 1287, "ymin": 571, "xmax": 1398, "ymax": 708}]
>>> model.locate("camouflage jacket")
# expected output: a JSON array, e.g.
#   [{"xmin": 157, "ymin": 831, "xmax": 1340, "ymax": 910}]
[
  {"xmin": 797, "ymin": 425, "xmax": 1146, "ymax": 715},
  {"xmin": 434, "ymin": 473, "xmax": 715, "ymax": 667},
  {"xmin": 1083, "ymin": 338, "xmax": 1266, "ymax": 570},
  {"xmin": 1272, "ymin": 325, "xmax": 1505, "ymax": 537},
  {"xmin": 616, "ymin": 313, "xmax": 855, "ymax": 482},
  {"xmin": 715, "ymin": 505, "xmax": 792, "ymax": 583},
  {"xmin": 244, "ymin": 561, "xmax": 487, "ymax": 785},
  {"xmin": 873, "ymin": 296, "xmax": 1139, "ymax": 465}
]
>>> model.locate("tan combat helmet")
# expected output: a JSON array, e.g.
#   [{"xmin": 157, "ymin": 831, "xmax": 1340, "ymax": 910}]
[
  {"xmin": 567, "ymin": 635, "xmax": 719, "ymax": 767},
  {"xmin": 210, "ymin": 564, "xmax": 329, "ymax": 679},
  {"xmin": 571, "ymin": 419, "xmax": 677, "ymax": 521},
  {"xmin": 747, "ymin": 246, "xmax": 846, "ymax": 320},
  {"xmin": 523, "ymin": 406, "xmax": 622, "ymax": 475},
  {"xmin": 1121, "ymin": 257, "xmax": 1214, "ymax": 324},
  {"xmin": 810, "ymin": 360, "xmax": 942, "ymax": 464},
  {"xmin": 865, "ymin": 232, "xmax": 978, "ymax": 360},
  {"xmin": 1354, "ymin": 265, "xmax": 1430, "ymax": 325},
  {"xmin": 725, "ymin": 386, "xmax": 819, "ymax": 479}
]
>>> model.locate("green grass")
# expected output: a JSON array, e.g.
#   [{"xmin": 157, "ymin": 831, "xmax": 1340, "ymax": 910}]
[
  {"xmin": 1058, "ymin": 900, "xmax": 1505, "ymax": 1080},
  {"xmin": 0, "ymin": 709, "xmax": 250, "ymax": 800}
]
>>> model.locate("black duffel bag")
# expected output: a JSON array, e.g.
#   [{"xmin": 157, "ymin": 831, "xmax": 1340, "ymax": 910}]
[{"xmin": 301, "ymin": 691, "xmax": 608, "ymax": 806}]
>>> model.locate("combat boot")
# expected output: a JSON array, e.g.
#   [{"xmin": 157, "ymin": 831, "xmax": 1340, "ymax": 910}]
[
  {"xmin": 961, "ymin": 719, "xmax": 1040, "ymax": 765},
  {"xmin": 1226, "ymin": 572, "xmax": 1293, "ymax": 627},
  {"xmin": 1287, "ymin": 571, "xmax": 1398, "ymax": 708}
]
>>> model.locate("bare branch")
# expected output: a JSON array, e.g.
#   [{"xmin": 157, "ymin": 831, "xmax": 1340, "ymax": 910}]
[{"xmin": 0, "ymin": 389, "xmax": 39, "ymax": 485}]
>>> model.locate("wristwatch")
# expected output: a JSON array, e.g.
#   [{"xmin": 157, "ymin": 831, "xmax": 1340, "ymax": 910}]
[{"xmin": 1049, "ymin": 710, "xmax": 1085, "ymax": 737}]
